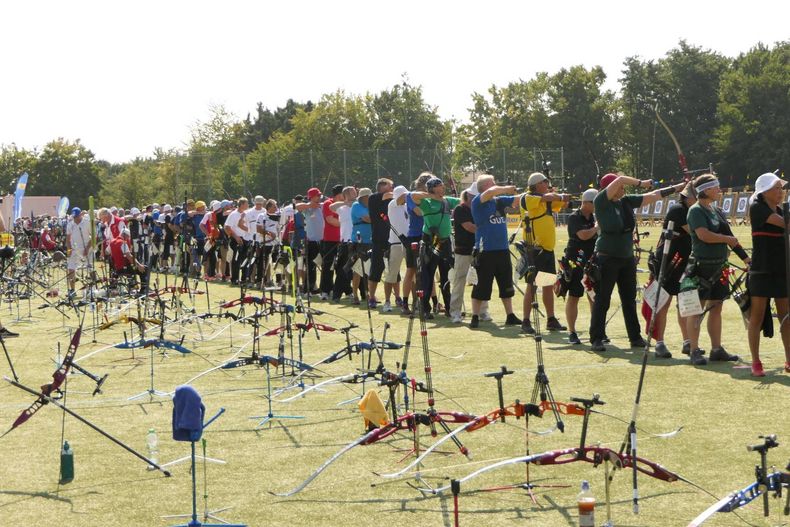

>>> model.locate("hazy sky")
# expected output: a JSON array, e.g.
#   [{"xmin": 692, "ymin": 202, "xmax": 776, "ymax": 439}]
[{"xmin": 1, "ymin": 1, "xmax": 787, "ymax": 163}]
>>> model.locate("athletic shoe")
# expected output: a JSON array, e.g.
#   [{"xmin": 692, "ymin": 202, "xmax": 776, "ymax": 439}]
[
  {"xmin": 681, "ymin": 341, "xmax": 691, "ymax": 355},
  {"xmin": 521, "ymin": 320, "xmax": 535, "ymax": 335},
  {"xmin": 381, "ymin": 302, "xmax": 393, "ymax": 313},
  {"xmin": 591, "ymin": 340, "xmax": 606, "ymax": 352},
  {"xmin": 395, "ymin": 297, "xmax": 404, "ymax": 308},
  {"xmin": 630, "ymin": 337, "xmax": 648, "ymax": 348},
  {"xmin": 401, "ymin": 304, "xmax": 411, "ymax": 316},
  {"xmin": 424, "ymin": 312, "xmax": 435, "ymax": 320},
  {"xmin": 689, "ymin": 348, "xmax": 708, "ymax": 366},
  {"xmin": 751, "ymin": 360, "xmax": 765, "ymax": 377},
  {"xmin": 451, "ymin": 313, "xmax": 463, "ymax": 323},
  {"xmin": 546, "ymin": 317, "xmax": 567, "ymax": 331},
  {"xmin": 320, "ymin": 293, "xmax": 329, "ymax": 301},
  {"xmin": 480, "ymin": 312, "xmax": 493, "ymax": 322},
  {"xmin": 505, "ymin": 313, "xmax": 522, "ymax": 326},
  {"xmin": 654, "ymin": 342, "xmax": 672, "ymax": 359},
  {"xmin": 568, "ymin": 332, "xmax": 582, "ymax": 345},
  {"xmin": 602, "ymin": 335, "xmax": 611, "ymax": 344},
  {"xmin": 352, "ymin": 298, "xmax": 361, "ymax": 306},
  {"xmin": 470, "ymin": 315, "xmax": 479, "ymax": 329},
  {"xmin": 368, "ymin": 299, "xmax": 379, "ymax": 309},
  {"xmin": 709, "ymin": 346, "xmax": 739, "ymax": 362},
  {"xmin": 0, "ymin": 327, "xmax": 19, "ymax": 338}
]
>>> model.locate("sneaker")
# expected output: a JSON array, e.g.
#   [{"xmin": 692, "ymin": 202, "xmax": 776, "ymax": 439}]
[
  {"xmin": 521, "ymin": 320, "xmax": 535, "ymax": 335},
  {"xmin": 654, "ymin": 342, "xmax": 672, "ymax": 359},
  {"xmin": 682, "ymin": 341, "xmax": 691, "ymax": 355},
  {"xmin": 689, "ymin": 348, "xmax": 708, "ymax": 366},
  {"xmin": 630, "ymin": 337, "xmax": 648, "ymax": 348},
  {"xmin": 401, "ymin": 304, "xmax": 411, "ymax": 316},
  {"xmin": 0, "ymin": 327, "xmax": 19, "ymax": 338},
  {"xmin": 381, "ymin": 302, "xmax": 393, "ymax": 313},
  {"xmin": 602, "ymin": 335, "xmax": 611, "ymax": 344},
  {"xmin": 480, "ymin": 312, "xmax": 493, "ymax": 322},
  {"xmin": 470, "ymin": 315, "xmax": 479, "ymax": 329},
  {"xmin": 546, "ymin": 317, "xmax": 567, "ymax": 331},
  {"xmin": 368, "ymin": 299, "xmax": 379, "ymax": 309},
  {"xmin": 568, "ymin": 332, "xmax": 582, "ymax": 345},
  {"xmin": 395, "ymin": 297, "xmax": 403, "ymax": 308},
  {"xmin": 505, "ymin": 313, "xmax": 522, "ymax": 326},
  {"xmin": 320, "ymin": 292, "xmax": 330, "ymax": 301},
  {"xmin": 751, "ymin": 360, "xmax": 765, "ymax": 377},
  {"xmin": 591, "ymin": 340, "xmax": 606, "ymax": 352},
  {"xmin": 451, "ymin": 313, "xmax": 463, "ymax": 324},
  {"xmin": 352, "ymin": 298, "xmax": 361, "ymax": 306},
  {"xmin": 709, "ymin": 346, "xmax": 739, "ymax": 362}
]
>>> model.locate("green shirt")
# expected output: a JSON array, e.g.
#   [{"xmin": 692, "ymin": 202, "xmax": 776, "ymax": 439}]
[
  {"xmin": 593, "ymin": 191, "xmax": 643, "ymax": 258},
  {"xmin": 687, "ymin": 203, "xmax": 729, "ymax": 262},
  {"xmin": 419, "ymin": 197, "xmax": 460, "ymax": 239}
]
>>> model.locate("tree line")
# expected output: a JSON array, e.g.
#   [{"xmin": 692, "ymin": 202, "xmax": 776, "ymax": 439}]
[{"xmin": 1, "ymin": 40, "xmax": 787, "ymax": 208}]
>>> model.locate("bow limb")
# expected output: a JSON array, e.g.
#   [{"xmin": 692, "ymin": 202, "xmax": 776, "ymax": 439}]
[
  {"xmin": 376, "ymin": 420, "xmax": 478, "ymax": 479},
  {"xmin": 271, "ymin": 423, "xmax": 401, "ymax": 497},
  {"xmin": 417, "ymin": 452, "xmax": 547, "ymax": 495},
  {"xmin": 687, "ymin": 494, "xmax": 738, "ymax": 527},
  {"xmin": 272, "ymin": 373, "xmax": 359, "ymax": 403},
  {"xmin": 654, "ymin": 105, "xmax": 691, "ymax": 179}
]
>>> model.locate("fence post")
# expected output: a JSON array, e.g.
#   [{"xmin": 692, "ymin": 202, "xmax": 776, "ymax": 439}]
[
  {"xmin": 343, "ymin": 149, "xmax": 347, "ymax": 186},
  {"xmin": 310, "ymin": 149, "xmax": 314, "ymax": 188}
]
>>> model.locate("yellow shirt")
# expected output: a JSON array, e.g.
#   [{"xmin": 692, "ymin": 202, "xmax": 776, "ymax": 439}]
[{"xmin": 519, "ymin": 194, "xmax": 563, "ymax": 251}]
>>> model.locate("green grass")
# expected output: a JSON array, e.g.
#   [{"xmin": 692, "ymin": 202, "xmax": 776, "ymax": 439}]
[{"xmin": 0, "ymin": 224, "xmax": 788, "ymax": 527}]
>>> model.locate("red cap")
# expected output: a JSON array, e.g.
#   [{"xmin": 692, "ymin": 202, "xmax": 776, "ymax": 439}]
[
  {"xmin": 307, "ymin": 187, "xmax": 321, "ymax": 199},
  {"xmin": 599, "ymin": 173, "xmax": 618, "ymax": 189}
]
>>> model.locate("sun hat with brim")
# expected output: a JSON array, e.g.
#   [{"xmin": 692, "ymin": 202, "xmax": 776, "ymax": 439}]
[
  {"xmin": 466, "ymin": 182, "xmax": 479, "ymax": 197},
  {"xmin": 358, "ymin": 188, "xmax": 372, "ymax": 199},
  {"xmin": 527, "ymin": 173, "xmax": 548, "ymax": 187},
  {"xmin": 751, "ymin": 172, "xmax": 788, "ymax": 204},
  {"xmin": 581, "ymin": 189, "xmax": 598, "ymax": 202}
]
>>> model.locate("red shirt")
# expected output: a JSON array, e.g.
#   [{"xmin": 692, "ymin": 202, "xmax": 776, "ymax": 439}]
[
  {"xmin": 109, "ymin": 237, "xmax": 130, "ymax": 271},
  {"xmin": 322, "ymin": 199, "xmax": 340, "ymax": 242}
]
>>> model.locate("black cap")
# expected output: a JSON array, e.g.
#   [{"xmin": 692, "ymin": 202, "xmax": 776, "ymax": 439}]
[{"xmin": 331, "ymin": 184, "xmax": 344, "ymax": 196}]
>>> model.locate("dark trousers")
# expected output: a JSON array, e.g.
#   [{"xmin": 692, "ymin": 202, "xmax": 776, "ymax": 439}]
[
  {"xmin": 320, "ymin": 241, "xmax": 339, "ymax": 295},
  {"xmin": 230, "ymin": 239, "xmax": 249, "ymax": 284},
  {"xmin": 306, "ymin": 240, "xmax": 321, "ymax": 291},
  {"xmin": 420, "ymin": 237, "xmax": 452, "ymax": 314},
  {"xmin": 332, "ymin": 243, "xmax": 353, "ymax": 300},
  {"xmin": 589, "ymin": 255, "xmax": 642, "ymax": 343}
]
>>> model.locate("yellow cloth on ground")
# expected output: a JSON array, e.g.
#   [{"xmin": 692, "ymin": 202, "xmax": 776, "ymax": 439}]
[{"xmin": 359, "ymin": 390, "xmax": 389, "ymax": 428}]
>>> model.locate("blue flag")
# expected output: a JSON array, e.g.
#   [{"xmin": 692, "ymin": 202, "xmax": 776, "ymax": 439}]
[{"xmin": 13, "ymin": 172, "xmax": 29, "ymax": 221}]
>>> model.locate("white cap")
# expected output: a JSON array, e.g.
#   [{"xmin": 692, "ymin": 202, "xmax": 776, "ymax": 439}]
[
  {"xmin": 752, "ymin": 172, "xmax": 787, "ymax": 204},
  {"xmin": 581, "ymin": 189, "xmax": 598, "ymax": 202},
  {"xmin": 130, "ymin": 207, "xmax": 140, "ymax": 215},
  {"xmin": 120, "ymin": 228, "xmax": 131, "ymax": 237},
  {"xmin": 212, "ymin": 201, "xmax": 222, "ymax": 211},
  {"xmin": 393, "ymin": 185, "xmax": 408, "ymax": 200},
  {"xmin": 163, "ymin": 204, "xmax": 172, "ymax": 212},
  {"xmin": 527, "ymin": 173, "xmax": 548, "ymax": 187},
  {"xmin": 254, "ymin": 195, "xmax": 265, "ymax": 204},
  {"xmin": 465, "ymin": 181, "xmax": 479, "ymax": 196}
]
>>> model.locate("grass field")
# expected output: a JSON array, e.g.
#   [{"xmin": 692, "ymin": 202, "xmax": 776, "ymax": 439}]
[{"xmin": 0, "ymin": 225, "xmax": 788, "ymax": 527}]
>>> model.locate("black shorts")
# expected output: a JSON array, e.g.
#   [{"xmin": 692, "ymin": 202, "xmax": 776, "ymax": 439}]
[
  {"xmin": 696, "ymin": 263, "xmax": 728, "ymax": 301},
  {"xmin": 525, "ymin": 249, "xmax": 556, "ymax": 283},
  {"xmin": 404, "ymin": 236, "xmax": 420, "ymax": 269},
  {"xmin": 567, "ymin": 264, "xmax": 586, "ymax": 298},
  {"xmin": 748, "ymin": 271, "xmax": 788, "ymax": 298},
  {"xmin": 472, "ymin": 250, "xmax": 515, "ymax": 301},
  {"xmin": 369, "ymin": 241, "xmax": 388, "ymax": 282}
]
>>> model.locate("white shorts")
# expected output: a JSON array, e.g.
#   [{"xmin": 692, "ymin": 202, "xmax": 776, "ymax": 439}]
[
  {"xmin": 68, "ymin": 249, "xmax": 94, "ymax": 271},
  {"xmin": 385, "ymin": 244, "xmax": 404, "ymax": 284}
]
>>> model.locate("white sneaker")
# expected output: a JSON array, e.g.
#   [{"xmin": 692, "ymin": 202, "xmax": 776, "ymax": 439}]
[
  {"xmin": 451, "ymin": 313, "xmax": 463, "ymax": 323},
  {"xmin": 320, "ymin": 292, "xmax": 329, "ymax": 300},
  {"xmin": 381, "ymin": 302, "xmax": 393, "ymax": 313},
  {"xmin": 480, "ymin": 312, "xmax": 493, "ymax": 322}
]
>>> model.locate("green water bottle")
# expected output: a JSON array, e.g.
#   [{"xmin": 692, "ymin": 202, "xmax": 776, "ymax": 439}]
[{"xmin": 60, "ymin": 441, "xmax": 74, "ymax": 483}]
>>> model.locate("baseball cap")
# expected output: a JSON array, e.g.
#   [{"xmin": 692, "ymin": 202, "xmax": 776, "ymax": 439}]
[
  {"xmin": 599, "ymin": 173, "xmax": 618, "ymax": 189},
  {"xmin": 465, "ymin": 181, "xmax": 479, "ymax": 196},
  {"xmin": 163, "ymin": 204, "xmax": 172, "ymax": 212},
  {"xmin": 331, "ymin": 184, "xmax": 344, "ymax": 196},
  {"xmin": 221, "ymin": 200, "xmax": 233, "ymax": 208},
  {"xmin": 393, "ymin": 185, "xmax": 408, "ymax": 201},
  {"xmin": 581, "ymin": 189, "xmax": 598, "ymax": 202},
  {"xmin": 527, "ymin": 173, "xmax": 548, "ymax": 187},
  {"xmin": 130, "ymin": 207, "xmax": 140, "ymax": 215},
  {"xmin": 254, "ymin": 195, "xmax": 265, "ymax": 204},
  {"xmin": 212, "ymin": 201, "xmax": 222, "ymax": 211},
  {"xmin": 307, "ymin": 187, "xmax": 321, "ymax": 200},
  {"xmin": 71, "ymin": 207, "xmax": 82, "ymax": 217},
  {"xmin": 120, "ymin": 228, "xmax": 131, "ymax": 237}
]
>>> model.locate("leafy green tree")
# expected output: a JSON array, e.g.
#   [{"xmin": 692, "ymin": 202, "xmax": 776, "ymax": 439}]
[
  {"xmin": 30, "ymin": 138, "xmax": 101, "ymax": 208},
  {"xmin": 0, "ymin": 144, "xmax": 38, "ymax": 195}
]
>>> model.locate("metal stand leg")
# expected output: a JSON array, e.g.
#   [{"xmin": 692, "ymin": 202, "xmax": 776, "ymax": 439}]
[{"xmin": 249, "ymin": 362, "xmax": 303, "ymax": 429}]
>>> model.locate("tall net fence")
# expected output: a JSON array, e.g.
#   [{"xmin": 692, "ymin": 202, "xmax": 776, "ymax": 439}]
[{"xmin": 152, "ymin": 147, "xmax": 566, "ymax": 205}]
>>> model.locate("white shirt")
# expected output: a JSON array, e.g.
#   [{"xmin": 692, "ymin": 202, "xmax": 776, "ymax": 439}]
[
  {"xmin": 387, "ymin": 200, "xmax": 409, "ymax": 244},
  {"xmin": 245, "ymin": 206, "xmax": 265, "ymax": 242},
  {"xmin": 337, "ymin": 205, "xmax": 353, "ymax": 242},
  {"xmin": 225, "ymin": 209, "xmax": 247, "ymax": 239},
  {"xmin": 256, "ymin": 212, "xmax": 280, "ymax": 247},
  {"xmin": 67, "ymin": 219, "xmax": 90, "ymax": 249}
]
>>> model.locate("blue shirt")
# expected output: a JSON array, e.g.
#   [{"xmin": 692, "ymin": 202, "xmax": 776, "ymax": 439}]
[
  {"xmin": 406, "ymin": 194, "xmax": 424, "ymax": 238},
  {"xmin": 303, "ymin": 205, "xmax": 324, "ymax": 241},
  {"xmin": 152, "ymin": 212, "xmax": 163, "ymax": 236},
  {"xmin": 351, "ymin": 201, "xmax": 372, "ymax": 243},
  {"xmin": 471, "ymin": 195, "xmax": 514, "ymax": 252},
  {"xmin": 191, "ymin": 213, "xmax": 205, "ymax": 240}
]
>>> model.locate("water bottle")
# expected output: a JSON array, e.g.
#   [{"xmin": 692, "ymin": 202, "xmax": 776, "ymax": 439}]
[
  {"xmin": 60, "ymin": 441, "xmax": 74, "ymax": 483},
  {"xmin": 577, "ymin": 480, "xmax": 595, "ymax": 527},
  {"xmin": 146, "ymin": 428, "xmax": 159, "ymax": 470}
]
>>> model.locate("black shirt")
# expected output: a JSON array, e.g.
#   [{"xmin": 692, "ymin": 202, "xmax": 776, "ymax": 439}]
[
  {"xmin": 452, "ymin": 204, "xmax": 475, "ymax": 255},
  {"xmin": 368, "ymin": 193, "xmax": 392, "ymax": 244},
  {"xmin": 128, "ymin": 218, "xmax": 140, "ymax": 239},
  {"xmin": 660, "ymin": 202, "xmax": 692, "ymax": 259},
  {"xmin": 164, "ymin": 214, "xmax": 174, "ymax": 243},
  {"xmin": 750, "ymin": 197, "xmax": 785, "ymax": 275},
  {"xmin": 566, "ymin": 209, "xmax": 596, "ymax": 260}
]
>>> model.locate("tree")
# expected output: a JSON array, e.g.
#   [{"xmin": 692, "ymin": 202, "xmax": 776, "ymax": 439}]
[
  {"xmin": 0, "ymin": 144, "xmax": 37, "ymax": 195},
  {"xmin": 31, "ymin": 139, "xmax": 102, "ymax": 208}
]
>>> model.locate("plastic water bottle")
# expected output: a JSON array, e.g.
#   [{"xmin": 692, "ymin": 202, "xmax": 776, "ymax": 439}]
[
  {"xmin": 577, "ymin": 480, "xmax": 595, "ymax": 527},
  {"xmin": 60, "ymin": 441, "xmax": 74, "ymax": 483},
  {"xmin": 146, "ymin": 428, "xmax": 159, "ymax": 470}
]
